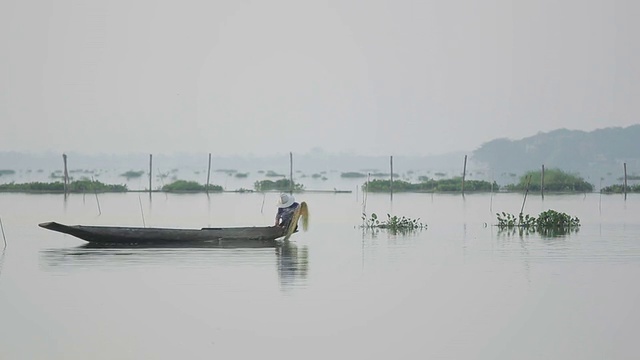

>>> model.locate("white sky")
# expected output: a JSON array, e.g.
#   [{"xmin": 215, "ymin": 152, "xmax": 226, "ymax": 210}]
[{"xmin": 1, "ymin": 0, "xmax": 638, "ymax": 156}]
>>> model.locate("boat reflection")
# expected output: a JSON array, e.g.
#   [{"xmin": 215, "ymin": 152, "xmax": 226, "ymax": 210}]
[
  {"xmin": 40, "ymin": 241, "xmax": 309, "ymax": 290},
  {"xmin": 276, "ymin": 242, "xmax": 308, "ymax": 290}
]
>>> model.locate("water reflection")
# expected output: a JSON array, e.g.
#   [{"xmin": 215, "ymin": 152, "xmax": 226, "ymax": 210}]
[
  {"xmin": 276, "ymin": 243, "xmax": 308, "ymax": 291},
  {"xmin": 39, "ymin": 241, "xmax": 309, "ymax": 290},
  {"xmin": 496, "ymin": 226, "xmax": 580, "ymax": 239},
  {"xmin": 0, "ymin": 248, "xmax": 6, "ymax": 282},
  {"xmin": 360, "ymin": 227, "xmax": 426, "ymax": 238}
]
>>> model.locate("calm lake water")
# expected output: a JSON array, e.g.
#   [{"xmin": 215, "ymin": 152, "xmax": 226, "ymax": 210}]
[{"xmin": 0, "ymin": 191, "xmax": 639, "ymax": 359}]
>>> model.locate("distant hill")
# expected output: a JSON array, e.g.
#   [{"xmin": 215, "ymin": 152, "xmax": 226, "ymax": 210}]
[{"xmin": 472, "ymin": 125, "xmax": 640, "ymax": 185}]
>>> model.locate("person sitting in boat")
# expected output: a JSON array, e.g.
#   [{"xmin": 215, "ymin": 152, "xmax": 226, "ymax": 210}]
[{"xmin": 275, "ymin": 193, "xmax": 299, "ymax": 230}]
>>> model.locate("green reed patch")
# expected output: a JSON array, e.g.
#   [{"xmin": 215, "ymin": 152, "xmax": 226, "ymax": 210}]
[
  {"xmin": 341, "ymin": 172, "xmax": 366, "ymax": 178},
  {"xmin": 0, "ymin": 180, "xmax": 127, "ymax": 193},
  {"xmin": 254, "ymin": 179, "xmax": 303, "ymax": 192},
  {"xmin": 361, "ymin": 213, "xmax": 425, "ymax": 233},
  {"xmin": 120, "ymin": 170, "xmax": 145, "ymax": 180},
  {"xmin": 363, "ymin": 178, "xmax": 497, "ymax": 192},
  {"xmin": 265, "ymin": 170, "xmax": 285, "ymax": 177},
  {"xmin": 161, "ymin": 180, "xmax": 223, "ymax": 192},
  {"xmin": 601, "ymin": 184, "xmax": 640, "ymax": 193},
  {"xmin": 496, "ymin": 209, "xmax": 580, "ymax": 229}
]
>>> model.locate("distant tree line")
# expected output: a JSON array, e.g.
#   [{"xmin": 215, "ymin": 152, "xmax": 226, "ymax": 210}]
[
  {"xmin": 363, "ymin": 178, "xmax": 497, "ymax": 192},
  {"xmin": 0, "ymin": 180, "xmax": 127, "ymax": 193}
]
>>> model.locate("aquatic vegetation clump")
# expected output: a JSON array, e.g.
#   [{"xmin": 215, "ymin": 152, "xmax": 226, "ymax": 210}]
[
  {"xmin": 496, "ymin": 212, "xmax": 536, "ymax": 228},
  {"xmin": 254, "ymin": 179, "xmax": 303, "ymax": 192},
  {"xmin": 162, "ymin": 180, "xmax": 223, "ymax": 192},
  {"xmin": 120, "ymin": 170, "xmax": 145, "ymax": 180},
  {"xmin": 0, "ymin": 180, "xmax": 127, "ymax": 193},
  {"xmin": 504, "ymin": 169, "xmax": 593, "ymax": 192},
  {"xmin": 341, "ymin": 172, "xmax": 367, "ymax": 178},
  {"xmin": 536, "ymin": 209, "xmax": 580, "ymax": 227},
  {"xmin": 601, "ymin": 184, "xmax": 640, "ymax": 193},
  {"xmin": 265, "ymin": 170, "xmax": 285, "ymax": 177},
  {"xmin": 496, "ymin": 210, "xmax": 580, "ymax": 229},
  {"xmin": 363, "ymin": 178, "xmax": 497, "ymax": 193},
  {"xmin": 361, "ymin": 213, "xmax": 425, "ymax": 233}
]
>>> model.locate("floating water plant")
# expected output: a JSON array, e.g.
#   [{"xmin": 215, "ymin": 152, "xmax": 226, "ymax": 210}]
[
  {"xmin": 361, "ymin": 213, "xmax": 425, "ymax": 233},
  {"xmin": 254, "ymin": 179, "xmax": 303, "ymax": 192},
  {"xmin": 120, "ymin": 170, "xmax": 145, "ymax": 180},
  {"xmin": 601, "ymin": 184, "xmax": 640, "ymax": 193},
  {"xmin": 341, "ymin": 172, "xmax": 366, "ymax": 178},
  {"xmin": 265, "ymin": 170, "xmax": 285, "ymax": 177},
  {"xmin": 161, "ymin": 180, "xmax": 223, "ymax": 192},
  {"xmin": 363, "ymin": 178, "xmax": 497, "ymax": 193},
  {"xmin": 0, "ymin": 180, "xmax": 127, "ymax": 193},
  {"xmin": 496, "ymin": 209, "xmax": 580, "ymax": 232}
]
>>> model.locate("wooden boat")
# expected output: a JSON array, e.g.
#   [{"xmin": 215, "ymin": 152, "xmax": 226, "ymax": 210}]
[{"xmin": 38, "ymin": 221, "xmax": 289, "ymax": 245}]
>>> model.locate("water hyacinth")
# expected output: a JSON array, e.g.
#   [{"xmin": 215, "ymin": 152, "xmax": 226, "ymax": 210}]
[
  {"xmin": 496, "ymin": 210, "xmax": 580, "ymax": 229},
  {"xmin": 361, "ymin": 212, "xmax": 426, "ymax": 234}
]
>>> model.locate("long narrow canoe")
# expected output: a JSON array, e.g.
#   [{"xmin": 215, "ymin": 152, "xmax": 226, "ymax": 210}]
[{"xmin": 38, "ymin": 221, "xmax": 289, "ymax": 245}]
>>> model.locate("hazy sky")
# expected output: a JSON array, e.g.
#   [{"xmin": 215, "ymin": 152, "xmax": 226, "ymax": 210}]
[{"xmin": 1, "ymin": 0, "xmax": 638, "ymax": 156}]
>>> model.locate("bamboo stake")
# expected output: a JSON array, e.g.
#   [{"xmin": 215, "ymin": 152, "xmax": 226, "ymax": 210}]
[
  {"xmin": 206, "ymin": 153, "xmax": 212, "ymax": 194},
  {"xmin": 624, "ymin": 162, "xmax": 628, "ymax": 200},
  {"xmin": 149, "ymin": 154, "xmax": 153, "ymax": 195},
  {"xmin": 520, "ymin": 175, "xmax": 532, "ymax": 216},
  {"xmin": 289, "ymin": 152, "xmax": 293, "ymax": 194},
  {"xmin": 62, "ymin": 154, "xmax": 69, "ymax": 195},
  {"xmin": 390, "ymin": 156, "xmax": 394, "ymax": 199},
  {"xmin": 541, "ymin": 164, "xmax": 545, "ymax": 199},
  {"xmin": 138, "ymin": 195, "xmax": 146, "ymax": 227},
  {"xmin": 461, "ymin": 155, "xmax": 467, "ymax": 194},
  {"xmin": 599, "ymin": 177, "xmax": 603, "ymax": 215},
  {"xmin": 92, "ymin": 176, "xmax": 102, "ymax": 215},
  {"xmin": 490, "ymin": 171, "xmax": 494, "ymax": 213},
  {"xmin": 1, "ymin": 217, "xmax": 7, "ymax": 248},
  {"xmin": 362, "ymin": 173, "xmax": 370, "ymax": 219}
]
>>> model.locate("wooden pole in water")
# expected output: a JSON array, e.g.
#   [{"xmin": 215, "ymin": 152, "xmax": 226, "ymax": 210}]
[
  {"xmin": 0, "ymin": 217, "xmax": 7, "ymax": 248},
  {"xmin": 624, "ymin": 162, "xmax": 628, "ymax": 199},
  {"xmin": 289, "ymin": 152, "xmax": 293, "ymax": 194},
  {"xmin": 461, "ymin": 155, "xmax": 467, "ymax": 194},
  {"xmin": 92, "ymin": 176, "xmax": 102, "ymax": 215},
  {"xmin": 149, "ymin": 154, "xmax": 153, "ymax": 195},
  {"xmin": 62, "ymin": 154, "xmax": 69, "ymax": 194},
  {"xmin": 138, "ymin": 195, "xmax": 146, "ymax": 227},
  {"xmin": 520, "ymin": 175, "xmax": 532, "ymax": 216},
  {"xmin": 390, "ymin": 155, "xmax": 394, "ymax": 198},
  {"xmin": 206, "ymin": 153, "xmax": 212, "ymax": 194},
  {"xmin": 541, "ymin": 164, "xmax": 545, "ymax": 199}
]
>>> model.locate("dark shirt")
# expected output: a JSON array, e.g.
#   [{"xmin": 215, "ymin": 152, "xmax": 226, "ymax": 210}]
[{"xmin": 277, "ymin": 202, "xmax": 299, "ymax": 228}]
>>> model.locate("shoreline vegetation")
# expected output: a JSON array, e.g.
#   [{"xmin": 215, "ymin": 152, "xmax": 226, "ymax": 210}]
[{"xmin": 0, "ymin": 168, "xmax": 637, "ymax": 194}]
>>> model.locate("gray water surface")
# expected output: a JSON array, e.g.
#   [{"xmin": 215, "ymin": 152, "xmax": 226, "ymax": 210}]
[{"xmin": 1, "ymin": 192, "xmax": 639, "ymax": 359}]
